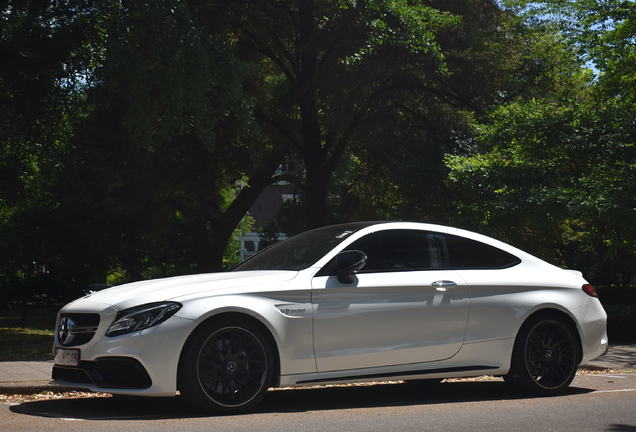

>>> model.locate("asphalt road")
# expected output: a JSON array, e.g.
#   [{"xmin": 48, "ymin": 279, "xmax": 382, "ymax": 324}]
[{"xmin": 2, "ymin": 373, "xmax": 636, "ymax": 432}]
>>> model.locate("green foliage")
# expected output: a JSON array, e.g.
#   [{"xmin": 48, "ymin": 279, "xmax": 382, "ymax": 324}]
[
  {"xmin": 222, "ymin": 214, "xmax": 255, "ymax": 270},
  {"xmin": 504, "ymin": 1, "xmax": 636, "ymax": 108},
  {"xmin": 1, "ymin": 0, "xmax": 634, "ymax": 303},
  {"xmin": 341, "ymin": 0, "xmax": 460, "ymax": 66},
  {"xmin": 327, "ymin": 0, "xmax": 583, "ymax": 225},
  {"xmin": 189, "ymin": 0, "xmax": 460, "ymax": 227},
  {"xmin": 1, "ymin": 0, "xmax": 272, "ymax": 303},
  {"xmin": 444, "ymin": 0, "xmax": 635, "ymax": 286},
  {"xmin": 1, "ymin": 1, "xmax": 97, "ymax": 304},
  {"xmin": 602, "ymin": 303, "xmax": 636, "ymax": 343},
  {"xmin": 446, "ymin": 92, "xmax": 635, "ymax": 284}
]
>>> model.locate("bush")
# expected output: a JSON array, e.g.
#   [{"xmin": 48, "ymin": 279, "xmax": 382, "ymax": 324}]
[
  {"xmin": 595, "ymin": 285, "xmax": 636, "ymax": 304},
  {"xmin": 595, "ymin": 286, "xmax": 636, "ymax": 343},
  {"xmin": 603, "ymin": 304, "xmax": 636, "ymax": 343}
]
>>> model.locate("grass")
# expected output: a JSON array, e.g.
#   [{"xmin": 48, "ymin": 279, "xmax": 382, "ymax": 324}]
[
  {"xmin": 0, "ymin": 306, "xmax": 58, "ymax": 361},
  {"xmin": 0, "ymin": 327, "xmax": 54, "ymax": 361}
]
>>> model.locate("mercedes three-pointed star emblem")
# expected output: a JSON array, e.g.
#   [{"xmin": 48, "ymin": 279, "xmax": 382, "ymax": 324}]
[{"xmin": 58, "ymin": 316, "xmax": 75, "ymax": 345}]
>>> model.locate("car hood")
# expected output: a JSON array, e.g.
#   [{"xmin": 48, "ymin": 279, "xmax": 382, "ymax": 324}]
[{"xmin": 65, "ymin": 271, "xmax": 298, "ymax": 311}]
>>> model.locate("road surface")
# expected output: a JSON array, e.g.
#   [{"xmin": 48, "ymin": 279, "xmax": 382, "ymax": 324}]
[{"xmin": 2, "ymin": 373, "xmax": 635, "ymax": 432}]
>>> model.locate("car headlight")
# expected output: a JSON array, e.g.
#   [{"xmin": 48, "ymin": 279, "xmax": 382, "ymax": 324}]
[{"xmin": 106, "ymin": 302, "xmax": 182, "ymax": 337}]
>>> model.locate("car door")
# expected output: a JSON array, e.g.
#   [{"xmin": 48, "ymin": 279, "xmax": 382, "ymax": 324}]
[{"xmin": 311, "ymin": 229, "xmax": 469, "ymax": 372}]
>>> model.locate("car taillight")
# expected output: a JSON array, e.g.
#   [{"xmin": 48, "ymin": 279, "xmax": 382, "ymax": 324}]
[{"xmin": 582, "ymin": 284, "xmax": 598, "ymax": 298}]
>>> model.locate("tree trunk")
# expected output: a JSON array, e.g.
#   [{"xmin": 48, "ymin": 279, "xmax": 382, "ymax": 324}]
[
  {"xmin": 297, "ymin": 0, "xmax": 330, "ymax": 229},
  {"xmin": 205, "ymin": 222, "xmax": 235, "ymax": 272},
  {"xmin": 196, "ymin": 148, "xmax": 286, "ymax": 272},
  {"xmin": 298, "ymin": 91, "xmax": 329, "ymax": 228},
  {"xmin": 305, "ymin": 160, "xmax": 329, "ymax": 228}
]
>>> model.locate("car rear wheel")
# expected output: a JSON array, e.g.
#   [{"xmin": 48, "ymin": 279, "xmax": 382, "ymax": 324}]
[
  {"xmin": 506, "ymin": 316, "xmax": 579, "ymax": 395},
  {"xmin": 179, "ymin": 318, "xmax": 274, "ymax": 413}
]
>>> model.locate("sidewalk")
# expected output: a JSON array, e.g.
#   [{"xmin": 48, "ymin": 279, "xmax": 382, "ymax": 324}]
[
  {"xmin": 0, "ymin": 361, "xmax": 60, "ymax": 394},
  {"xmin": 579, "ymin": 344, "xmax": 636, "ymax": 370},
  {"xmin": 0, "ymin": 346, "xmax": 634, "ymax": 394}
]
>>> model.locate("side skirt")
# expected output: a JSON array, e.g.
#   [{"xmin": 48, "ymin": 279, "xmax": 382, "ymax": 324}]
[{"xmin": 295, "ymin": 365, "xmax": 497, "ymax": 385}]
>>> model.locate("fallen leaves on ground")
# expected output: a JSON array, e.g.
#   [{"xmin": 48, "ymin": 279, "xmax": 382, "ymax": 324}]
[
  {"xmin": 0, "ymin": 369, "xmax": 620, "ymax": 403},
  {"xmin": 0, "ymin": 390, "xmax": 110, "ymax": 404}
]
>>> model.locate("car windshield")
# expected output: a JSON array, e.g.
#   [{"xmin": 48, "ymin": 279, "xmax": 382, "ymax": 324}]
[{"xmin": 232, "ymin": 222, "xmax": 382, "ymax": 271}]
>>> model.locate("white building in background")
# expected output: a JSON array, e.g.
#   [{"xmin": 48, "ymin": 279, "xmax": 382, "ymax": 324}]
[
  {"xmin": 238, "ymin": 232, "xmax": 287, "ymax": 261},
  {"xmin": 238, "ymin": 232, "xmax": 262, "ymax": 261}
]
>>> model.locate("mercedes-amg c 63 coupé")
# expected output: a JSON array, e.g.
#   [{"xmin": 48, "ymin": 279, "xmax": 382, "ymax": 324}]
[{"xmin": 52, "ymin": 222, "xmax": 608, "ymax": 413}]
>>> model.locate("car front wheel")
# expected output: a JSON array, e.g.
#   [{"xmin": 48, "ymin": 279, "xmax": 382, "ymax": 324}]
[
  {"xmin": 506, "ymin": 316, "xmax": 579, "ymax": 395},
  {"xmin": 179, "ymin": 318, "xmax": 274, "ymax": 413}
]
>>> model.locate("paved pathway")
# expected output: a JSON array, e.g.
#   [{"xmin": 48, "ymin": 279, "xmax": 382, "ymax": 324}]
[
  {"xmin": 0, "ymin": 361, "xmax": 52, "ymax": 382},
  {"xmin": 0, "ymin": 345, "xmax": 634, "ymax": 393},
  {"xmin": 580, "ymin": 344, "xmax": 636, "ymax": 370},
  {"xmin": 0, "ymin": 361, "xmax": 56, "ymax": 393}
]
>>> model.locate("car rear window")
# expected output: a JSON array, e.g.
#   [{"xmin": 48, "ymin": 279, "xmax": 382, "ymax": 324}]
[{"xmin": 444, "ymin": 234, "xmax": 521, "ymax": 269}]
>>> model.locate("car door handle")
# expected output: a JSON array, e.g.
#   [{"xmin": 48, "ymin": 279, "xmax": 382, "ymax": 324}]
[{"xmin": 431, "ymin": 280, "xmax": 457, "ymax": 289}]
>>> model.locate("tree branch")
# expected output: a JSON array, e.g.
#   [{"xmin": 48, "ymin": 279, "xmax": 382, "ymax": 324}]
[
  {"xmin": 253, "ymin": 110, "xmax": 303, "ymax": 153},
  {"xmin": 236, "ymin": 24, "xmax": 297, "ymax": 81},
  {"xmin": 316, "ymin": 8, "xmax": 358, "ymax": 74},
  {"xmin": 221, "ymin": 145, "xmax": 287, "ymax": 224},
  {"xmin": 325, "ymin": 109, "xmax": 365, "ymax": 173}
]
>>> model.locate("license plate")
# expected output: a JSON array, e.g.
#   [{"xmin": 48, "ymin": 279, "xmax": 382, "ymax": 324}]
[{"xmin": 54, "ymin": 348, "xmax": 80, "ymax": 367}]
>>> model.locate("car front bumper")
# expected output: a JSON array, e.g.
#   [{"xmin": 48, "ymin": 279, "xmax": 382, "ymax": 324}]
[{"xmin": 52, "ymin": 304, "xmax": 195, "ymax": 396}]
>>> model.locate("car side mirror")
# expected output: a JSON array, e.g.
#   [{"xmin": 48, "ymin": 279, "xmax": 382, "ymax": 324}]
[{"xmin": 336, "ymin": 250, "xmax": 367, "ymax": 284}]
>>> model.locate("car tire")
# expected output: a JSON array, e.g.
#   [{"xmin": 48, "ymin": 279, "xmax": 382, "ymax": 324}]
[
  {"xmin": 506, "ymin": 315, "xmax": 580, "ymax": 395},
  {"xmin": 179, "ymin": 318, "xmax": 274, "ymax": 414}
]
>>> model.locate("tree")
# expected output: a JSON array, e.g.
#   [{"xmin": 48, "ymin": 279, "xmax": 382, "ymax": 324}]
[
  {"xmin": 445, "ymin": 89, "xmax": 635, "ymax": 285},
  {"xmin": 188, "ymin": 0, "xmax": 459, "ymax": 228},
  {"xmin": 326, "ymin": 0, "xmax": 584, "ymax": 225},
  {"xmin": 445, "ymin": 0, "xmax": 635, "ymax": 285},
  {"xmin": 61, "ymin": 0, "xmax": 289, "ymax": 275},
  {"xmin": 1, "ymin": 0, "xmax": 289, "ymax": 303},
  {"xmin": 0, "ymin": 0, "xmax": 96, "ymax": 303}
]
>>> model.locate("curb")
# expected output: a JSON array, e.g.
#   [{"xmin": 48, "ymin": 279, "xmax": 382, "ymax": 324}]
[
  {"xmin": 580, "ymin": 360, "xmax": 636, "ymax": 372},
  {"xmin": 579, "ymin": 364, "xmax": 610, "ymax": 371},
  {"xmin": 0, "ymin": 380, "xmax": 88, "ymax": 395}
]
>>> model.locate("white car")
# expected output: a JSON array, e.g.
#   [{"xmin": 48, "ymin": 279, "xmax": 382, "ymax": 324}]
[{"xmin": 52, "ymin": 222, "xmax": 607, "ymax": 413}]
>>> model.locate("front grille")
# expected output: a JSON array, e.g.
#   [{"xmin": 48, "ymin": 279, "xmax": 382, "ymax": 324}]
[
  {"xmin": 53, "ymin": 357, "xmax": 152, "ymax": 389},
  {"xmin": 57, "ymin": 313, "xmax": 100, "ymax": 346}
]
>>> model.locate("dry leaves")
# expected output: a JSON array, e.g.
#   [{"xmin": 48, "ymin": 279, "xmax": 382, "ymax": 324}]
[
  {"xmin": 0, "ymin": 390, "xmax": 110, "ymax": 404},
  {"xmin": 0, "ymin": 368, "xmax": 617, "ymax": 404}
]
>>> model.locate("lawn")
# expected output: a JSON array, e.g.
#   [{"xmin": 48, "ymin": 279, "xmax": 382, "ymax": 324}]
[{"xmin": 0, "ymin": 307, "xmax": 58, "ymax": 361}]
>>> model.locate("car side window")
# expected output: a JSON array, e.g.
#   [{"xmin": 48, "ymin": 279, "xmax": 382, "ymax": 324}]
[
  {"xmin": 443, "ymin": 233, "xmax": 521, "ymax": 269},
  {"xmin": 344, "ymin": 230, "xmax": 445, "ymax": 272},
  {"xmin": 317, "ymin": 229, "xmax": 520, "ymax": 276}
]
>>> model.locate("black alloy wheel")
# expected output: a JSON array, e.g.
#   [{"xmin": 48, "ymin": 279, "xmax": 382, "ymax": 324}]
[
  {"xmin": 507, "ymin": 316, "xmax": 579, "ymax": 395},
  {"xmin": 197, "ymin": 327, "xmax": 268, "ymax": 407},
  {"xmin": 524, "ymin": 320, "xmax": 577, "ymax": 389},
  {"xmin": 179, "ymin": 319, "xmax": 274, "ymax": 413}
]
